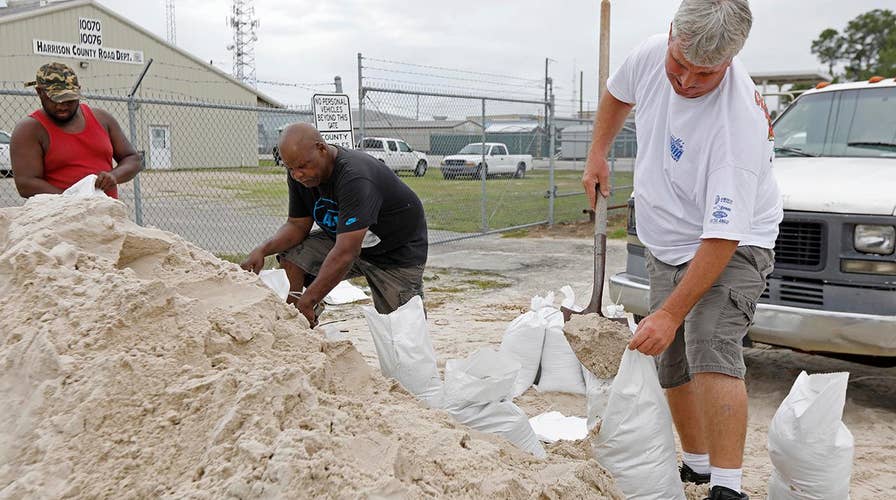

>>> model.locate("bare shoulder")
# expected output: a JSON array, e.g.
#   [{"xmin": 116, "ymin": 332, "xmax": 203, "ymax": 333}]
[
  {"xmin": 11, "ymin": 116, "xmax": 45, "ymax": 142},
  {"xmin": 90, "ymin": 106, "xmax": 120, "ymax": 126}
]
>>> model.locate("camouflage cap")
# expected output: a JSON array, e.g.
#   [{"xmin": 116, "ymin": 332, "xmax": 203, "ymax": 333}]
[{"xmin": 25, "ymin": 62, "xmax": 82, "ymax": 103}]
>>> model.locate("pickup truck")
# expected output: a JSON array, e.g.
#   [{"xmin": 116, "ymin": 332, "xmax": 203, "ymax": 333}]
[
  {"xmin": 609, "ymin": 77, "xmax": 896, "ymax": 363},
  {"xmin": 359, "ymin": 137, "xmax": 429, "ymax": 177},
  {"xmin": 440, "ymin": 142, "xmax": 532, "ymax": 180}
]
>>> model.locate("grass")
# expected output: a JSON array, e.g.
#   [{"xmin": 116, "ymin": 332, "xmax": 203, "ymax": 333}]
[{"xmin": 211, "ymin": 168, "xmax": 633, "ymax": 234}]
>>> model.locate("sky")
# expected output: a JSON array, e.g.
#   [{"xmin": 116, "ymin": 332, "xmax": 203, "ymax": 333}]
[{"xmin": 94, "ymin": 0, "xmax": 890, "ymax": 114}]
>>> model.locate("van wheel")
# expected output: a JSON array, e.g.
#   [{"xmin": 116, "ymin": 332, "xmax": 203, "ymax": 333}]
[
  {"xmin": 414, "ymin": 160, "xmax": 427, "ymax": 177},
  {"xmin": 514, "ymin": 162, "xmax": 526, "ymax": 178}
]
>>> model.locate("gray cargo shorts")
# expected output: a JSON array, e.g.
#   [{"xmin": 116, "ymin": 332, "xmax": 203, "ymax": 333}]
[
  {"xmin": 646, "ymin": 246, "xmax": 774, "ymax": 388},
  {"xmin": 278, "ymin": 231, "xmax": 424, "ymax": 314}
]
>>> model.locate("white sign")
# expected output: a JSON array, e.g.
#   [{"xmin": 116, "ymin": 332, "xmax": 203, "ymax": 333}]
[
  {"xmin": 78, "ymin": 17, "xmax": 103, "ymax": 46},
  {"xmin": 33, "ymin": 39, "xmax": 144, "ymax": 65},
  {"xmin": 312, "ymin": 93, "xmax": 354, "ymax": 148}
]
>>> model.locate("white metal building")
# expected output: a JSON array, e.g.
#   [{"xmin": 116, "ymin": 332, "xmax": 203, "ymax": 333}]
[{"xmin": 0, "ymin": 0, "xmax": 282, "ymax": 169}]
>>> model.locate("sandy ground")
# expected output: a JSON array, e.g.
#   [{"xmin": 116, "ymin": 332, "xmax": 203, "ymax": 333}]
[{"xmin": 324, "ymin": 232, "xmax": 896, "ymax": 499}]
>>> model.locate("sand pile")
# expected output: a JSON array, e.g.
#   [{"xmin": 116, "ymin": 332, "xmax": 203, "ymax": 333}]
[
  {"xmin": 0, "ymin": 196, "xmax": 622, "ymax": 499},
  {"xmin": 563, "ymin": 314, "xmax": 631, "ymax": 378}
]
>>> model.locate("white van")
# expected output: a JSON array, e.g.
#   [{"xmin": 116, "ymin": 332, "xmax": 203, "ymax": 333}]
[{"xmin": 610, "ymin": 77, "xmax": 896, "ymax": 362}]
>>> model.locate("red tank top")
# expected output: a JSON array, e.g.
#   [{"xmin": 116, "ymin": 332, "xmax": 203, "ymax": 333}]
[{"xmin": 30, "ymin": 103, "xmax": 117, "ymax": 198}]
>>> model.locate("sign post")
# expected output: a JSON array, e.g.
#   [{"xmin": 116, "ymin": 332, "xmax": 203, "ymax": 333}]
[{"xmin": 312, "ymin": 93, "xmax": 354, "ymax": 149}]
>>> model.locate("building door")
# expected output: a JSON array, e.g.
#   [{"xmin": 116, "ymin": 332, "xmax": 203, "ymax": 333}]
[{"xmin": 149, "ymin": 126, "xmax": 172, "ymax": 169}]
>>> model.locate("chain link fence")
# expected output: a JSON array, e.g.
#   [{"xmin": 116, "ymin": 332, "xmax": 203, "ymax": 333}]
[{"xmin": 1, "ymin": 56, "xmax": 637, "ymax": 256}]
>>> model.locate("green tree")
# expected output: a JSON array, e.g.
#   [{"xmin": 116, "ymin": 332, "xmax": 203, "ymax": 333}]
[
  {"xmin": 811, "ymin": 9, "xmax": 896, "ymax": 81},
  {"xmin": 810, "ymin": 28, "xmax": 843, "ymax": 78}
]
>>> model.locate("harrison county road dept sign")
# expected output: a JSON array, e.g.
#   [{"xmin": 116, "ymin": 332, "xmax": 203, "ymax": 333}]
[
  {"xmin": 312, "ymin": 94, "xmax": 354, "ymax": 149},
  {"xmin": 33, "ymin": 17, "xmax": 144, "ymax": 65}
]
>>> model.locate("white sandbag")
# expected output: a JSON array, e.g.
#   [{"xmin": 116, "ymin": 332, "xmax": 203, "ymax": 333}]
[
  {"xmin": 767, "ymin": 371, "xmax": 854, "ymax": 500},
  {"xmin": 361, "ymin": 296, "xmax": 442, "ymax": 407},
  {"xmin": 535, "ymin": 306, "xmax": 586, "ymax": 394},
  {"xmin": 62, "ymin": 174, "xmax": 106, "ymax": 197},
  {"xmin": 528, "ymin": 411, "xmax": 588, "ymax": 443},
  {"xmin": 442, "ymin": 348, "xmax": 520, "ymax": 408},
  {"xmin": 582, "ymin": 366, "xmax": 614, "ymax": 431},
  {"xmin": 499, "ymin": 311, "xmax": 546, "ymax": 397},
  {"xmin": 593, "ymin": 348, "xmax": 684, "ymax": 500},
  {"xmin": 448, "ymin": 401, "xmax": 546, "ymax": 458},
  {"xmin": 259, "ymin": 269, "xmax": 290, "ymax": 302}
]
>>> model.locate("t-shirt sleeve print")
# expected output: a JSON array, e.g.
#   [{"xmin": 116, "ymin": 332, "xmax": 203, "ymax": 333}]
[
  {"xmin": 701, "ymin": 166, "xmax": 759, "ymax": 242},
  {"xmin": 336, "ymin": 178, "xmax": 382, "ymax": 234}
]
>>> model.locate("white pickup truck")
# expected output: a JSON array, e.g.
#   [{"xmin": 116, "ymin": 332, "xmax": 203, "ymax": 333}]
[
  {"xmin": 609, "ymin": 77, "xmax": 896, "ymax": 363},
  {"xmin": 359, "ymin": 137, "xmax": 429, "ymax": 177},
  {"xmin": 440, "ymin": 142, "xmax": 532, "ymax": 180}
]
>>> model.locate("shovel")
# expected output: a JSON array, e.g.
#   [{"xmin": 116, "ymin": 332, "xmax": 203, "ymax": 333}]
[{"xmin": 561, "ymin": 183, "xmax": 627, "ymax": 325}]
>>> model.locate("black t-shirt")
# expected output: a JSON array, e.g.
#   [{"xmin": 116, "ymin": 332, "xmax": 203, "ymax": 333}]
[{"xmin": 288, "ymin": 146, "xmax": 428, "ymax": 268}]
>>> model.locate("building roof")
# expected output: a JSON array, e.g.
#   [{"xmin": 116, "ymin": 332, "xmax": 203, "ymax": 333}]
[
  {"xmin": 485, "ymin": 122, "xmax": 540, "ymax": 133},
  {"xmin": 0, "ymin": 0, "xmax": 283, "ymax": 107}
]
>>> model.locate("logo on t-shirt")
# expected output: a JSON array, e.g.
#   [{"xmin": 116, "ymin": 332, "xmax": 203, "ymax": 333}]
[
  {"xmin": 313, "ymin": 197, "xmax": 339, "ymax": 233},
  {"xmin": 670, "ymin": 134, "xmax": 685, "ymax": 162},
  {"xmin": 710, "ymin": 195, "xmax": 734, "ymax": 225}
]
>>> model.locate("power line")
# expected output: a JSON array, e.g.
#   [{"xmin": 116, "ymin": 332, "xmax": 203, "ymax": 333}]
[{"xmin": 363, "ymin": 56, "xmax": 543, "ymax": 84}]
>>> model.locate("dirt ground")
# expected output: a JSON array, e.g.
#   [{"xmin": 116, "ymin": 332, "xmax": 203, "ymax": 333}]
[{"xmin": 323, "ymin": 233, "xmax": 895, "ymax": 499}]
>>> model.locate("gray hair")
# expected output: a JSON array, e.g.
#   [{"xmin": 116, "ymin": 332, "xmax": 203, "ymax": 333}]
[{"xmin": 671, "ymin": 0, "xmax": 752, "ymax": 67}]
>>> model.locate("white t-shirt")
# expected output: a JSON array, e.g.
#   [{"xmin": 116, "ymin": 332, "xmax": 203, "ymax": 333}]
[{"xmin": 608, "ymin": 34, "xmax": 783, "ymax": 266}]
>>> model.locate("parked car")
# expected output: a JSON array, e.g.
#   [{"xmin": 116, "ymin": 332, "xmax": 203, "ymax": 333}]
[
  {"xmin": 440, "ymin": 142, "xmax": 532, "ymax": 180},
  {"xmin": 358, "ymin": 137, "xmax": 429, "ymax": 177},
  {"xmin": 0, "ymin": 130, "xmax": 11, "ymax": 177},
  {"xmin": 609, "ymin": 77, "xmax": 896, "ymax": 363}
]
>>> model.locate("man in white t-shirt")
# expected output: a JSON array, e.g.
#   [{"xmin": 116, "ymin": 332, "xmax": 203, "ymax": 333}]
[{"xmin": 582, "ymin": 1, "xmax": 782, "ymax": 499}]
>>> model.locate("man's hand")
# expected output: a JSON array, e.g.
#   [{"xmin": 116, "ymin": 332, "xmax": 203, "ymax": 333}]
[
  {"xmin": 94, "ymin": 171, "xmax": 118, "ymax": 192},
  {"xmin": 582, "ymin": 155, "xmax": 611, "ymax": 210},
  {"xmin": 240, "ymin": 249, "xmax": 266, "ymax": 274},
  {"xmin": 628, "ymin": 308, "xmax": 681, "ymax": 356},
  {"xmin": 295, "ymin": 294, "xmax": 319, "ymax": 328}
]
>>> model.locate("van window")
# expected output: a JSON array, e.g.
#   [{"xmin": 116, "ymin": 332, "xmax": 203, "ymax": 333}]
[
  {"xmin": 387, "ymin": 141, "xmax": 398, "ymax": 152},
  {"xmin": 774, "ymin": 87, "xmax": 896, "ymax": 158},
  {"xmin": 398, "ymin": 141, "xmax": 412, "ymax": 152}
]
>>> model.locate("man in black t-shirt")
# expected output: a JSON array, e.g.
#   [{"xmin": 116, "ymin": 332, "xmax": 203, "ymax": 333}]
[{"xmin": 241, "ymin": 123, "xmax": 428, "ymax": 325}]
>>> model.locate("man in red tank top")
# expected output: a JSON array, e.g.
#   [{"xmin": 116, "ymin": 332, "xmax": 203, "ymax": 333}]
[{"xmin": 10, "ymin": 62, "xmax": 142, "ymax": 199}]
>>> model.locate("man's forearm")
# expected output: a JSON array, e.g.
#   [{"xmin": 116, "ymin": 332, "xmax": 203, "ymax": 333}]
[
  {"xmin": 111, "ymin": 154, "xmax": 142, "ymax": 183},
  {"xmin": 15, "ymin": 177, "xmax": 63, "ymax": 197},
  {"xmin": 301, "ymin": 244, "xmax": 358, "ymax": 305},
  {"xmin": 660, "ymin": 238, "xmax": 739, "ymax": 323},
  {"xmin": 258, "ymin": 220, "xmax": 311, "ymax": 256}
]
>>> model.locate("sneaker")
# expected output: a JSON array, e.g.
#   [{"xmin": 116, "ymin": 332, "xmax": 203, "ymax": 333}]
[
  {"xmin": 680, "ymin": 463, "xmax": 711, "ymax": 485},
  {"xmin": 705, "ymin": 485, "xmax": 749, "ymax": 500}
]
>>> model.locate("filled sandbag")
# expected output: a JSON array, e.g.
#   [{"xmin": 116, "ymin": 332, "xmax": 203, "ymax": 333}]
[
  {"xmin": 499, "ymin": 310, "xmax": 546, "ymax": 397},
  {"xmin": 361, "ymin": 296, "xmax": 442, "ymax": 407},
  {"xmin": 448, "ymin": 401, "xmax": 547, "ymax": 459},
  {"xmin": 593, "ymin": 348, "xmax": 684, "ymax": 500},
  {"xmin": 442, "ymin": 348, "xmax": 520, "ymax": 408},
  {"xmin": 535, "ymin": 305, "xmax": 586, "ymax": 394},
  {"xmin": 767, "ymin": 371, "xmax": 854, "ymax": 500}
]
